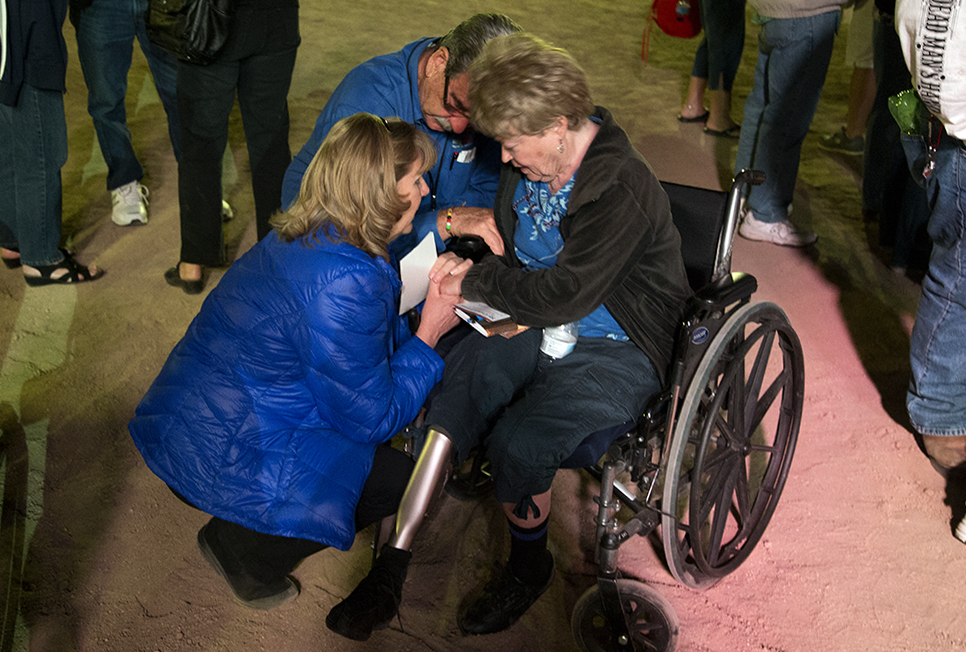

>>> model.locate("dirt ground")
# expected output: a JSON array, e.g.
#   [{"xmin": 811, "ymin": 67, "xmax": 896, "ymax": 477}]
[{"xmin": 1, "ymin": 2, "xmax": 963, "ymax": 651}]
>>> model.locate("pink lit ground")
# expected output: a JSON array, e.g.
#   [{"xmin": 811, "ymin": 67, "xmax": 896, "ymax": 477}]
[{"xmin": 0, "ymin": 2, "xmax": 962, "ymax": 651}]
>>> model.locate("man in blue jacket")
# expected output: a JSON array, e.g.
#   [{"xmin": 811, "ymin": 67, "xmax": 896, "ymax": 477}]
[{"xmin": 281, "ymin": 13, "xmax": 521, "ymax": 257}]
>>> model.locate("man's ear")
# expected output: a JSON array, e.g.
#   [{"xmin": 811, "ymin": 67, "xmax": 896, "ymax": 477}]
[{"xmin": 427, "ymin": 46, "xmax": 450, "ymax": 76}]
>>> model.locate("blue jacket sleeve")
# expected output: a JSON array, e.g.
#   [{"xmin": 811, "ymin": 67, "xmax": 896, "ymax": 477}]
[{"xmin": 294, "ymin": 268, "xmax": 443, "ymax": 444}]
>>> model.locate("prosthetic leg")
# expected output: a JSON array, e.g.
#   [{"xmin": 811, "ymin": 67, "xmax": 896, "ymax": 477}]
[
  {"xmin": 386, "ymin": 428, "xmax": 455, "ymax": 550},
  {"xmin": 325, "ymin": 428, "xmax": 455, "ymax": 641}
]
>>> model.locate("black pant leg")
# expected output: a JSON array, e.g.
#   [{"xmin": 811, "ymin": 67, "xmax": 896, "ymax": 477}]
[{"xmin": 353, "ymin": 444, "xmax": 416, "ymax": 531}]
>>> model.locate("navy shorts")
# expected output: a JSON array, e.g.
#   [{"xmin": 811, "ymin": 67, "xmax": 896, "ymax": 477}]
[{"xmin": 426, "ymin": 328, "xmax": 662, "ymax": 506}]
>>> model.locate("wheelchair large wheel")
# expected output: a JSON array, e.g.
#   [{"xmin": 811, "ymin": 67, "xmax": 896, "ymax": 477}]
[
  {"xmin": 661, "ymin": 301, "xmax": 803, "ymax": 590},
  {"xmin": 572, "ymin": 579, "xmax": 679, "ymax": 652}
]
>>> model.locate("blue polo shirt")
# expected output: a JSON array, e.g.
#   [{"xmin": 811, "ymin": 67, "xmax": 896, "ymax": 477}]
[{"xmin": 282, "ymin": 38, "xmax": 501, "ymax": 256}]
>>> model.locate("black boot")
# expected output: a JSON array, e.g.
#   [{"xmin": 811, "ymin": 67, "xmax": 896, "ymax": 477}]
[
  {"xmin": 197, "ymin": 523, "xmax": 300, "ymax": 610},
  {"xmin": 326, "ymin": 545, "xmax": 412, "ymax": 641}
]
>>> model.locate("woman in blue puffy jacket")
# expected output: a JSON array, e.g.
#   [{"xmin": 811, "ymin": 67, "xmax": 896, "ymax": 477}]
[{"xmin": 129, "ymin": 113, "xmax": 468, "ymax": 610}]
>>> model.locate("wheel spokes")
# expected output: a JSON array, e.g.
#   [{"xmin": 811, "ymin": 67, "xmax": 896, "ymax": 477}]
[
  {"xmin": 661, "ymin": 303, "xmax": 804, "ymax": 590},
  {"xmin": 688, "ymin": 319, "xmax": 796, "ymax": 573}
]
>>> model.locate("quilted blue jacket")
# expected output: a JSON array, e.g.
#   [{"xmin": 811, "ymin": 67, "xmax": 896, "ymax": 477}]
[{"xmin": 129, "ymin": 232, "xmax": 444, "ymax": 550}]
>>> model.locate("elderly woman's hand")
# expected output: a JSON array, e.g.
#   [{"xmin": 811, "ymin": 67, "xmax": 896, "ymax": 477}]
[
  {"xmin": 429, "ymin": 252, "xmax": 472, "ymax": 299},
  {"xmin": 438, "ymin": 207, "xmax": 505, "ymax": 256},
  {"xmin": 416, "ymin": 254, "xmax": 473, "ymax": 348}
]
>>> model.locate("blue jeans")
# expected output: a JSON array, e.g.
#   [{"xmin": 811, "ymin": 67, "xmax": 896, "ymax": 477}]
[
  {"xmin": 734, "ymin": 11, "xmax": 841, "ymax": 223},
  {"xmin": 903, "ymin": 134, "xmax": 966, "ymax": 436},
  {"xmin": 73, "ymin": 0, "xmax": 180, "ymax": 191},
  {"xmin": 0, "ymin": 85, "xmax": 68, "ymax": 267}
]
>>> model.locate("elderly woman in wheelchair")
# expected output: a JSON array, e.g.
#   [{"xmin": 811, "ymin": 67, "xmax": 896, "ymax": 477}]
[{"xmin": 326, "ymin": 33, "xmax": 695, "ymax": 641}]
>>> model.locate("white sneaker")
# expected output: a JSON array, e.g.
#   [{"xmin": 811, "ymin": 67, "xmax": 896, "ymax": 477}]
[
  {"xmin": 955, "ymin": 512, "xmax": 966, "ymax": 544},
  {"xmin": 738, "ymin": 209, "xmax": 816, "ymax": 247},
  {"xmin": 111, "ymin": 180, "xmax": 149, "ymax": 226}
]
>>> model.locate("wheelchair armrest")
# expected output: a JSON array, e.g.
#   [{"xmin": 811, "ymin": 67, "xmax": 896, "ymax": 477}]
[{"xmin": 689, "ymin": 272, "xmax": 757, "ymax": 313}]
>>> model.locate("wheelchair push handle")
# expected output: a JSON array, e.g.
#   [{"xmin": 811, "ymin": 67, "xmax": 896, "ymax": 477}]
[{"xmin": 712, "ymin": 169, "xmax": 765, "ymax": 283}]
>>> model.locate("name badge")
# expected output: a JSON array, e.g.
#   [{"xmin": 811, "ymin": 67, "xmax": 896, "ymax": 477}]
[{"xmin": 456, "ymin": 148, "xmax": 476, "ymax": 164}]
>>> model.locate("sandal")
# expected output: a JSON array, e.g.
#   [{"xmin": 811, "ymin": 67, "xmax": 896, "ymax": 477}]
[
  {"xmin": 2, "ymin": 247, "xmax": 21, "ymax": 270},
  {"xmin": 677, "ymin": 110, "xmax": 709, "ymax": 124},
  {"xmin": 704, "ymin": 124, "xmax": 741, "ymax": 139},
  {"xmin": 23, "ymin": 250, "xmax": 103, "ymax": 287}
]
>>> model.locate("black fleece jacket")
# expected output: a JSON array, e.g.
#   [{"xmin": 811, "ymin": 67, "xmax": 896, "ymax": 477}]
[{"xmin": 461, "ymin": 106, "xmax": 692, "ymax": 382}]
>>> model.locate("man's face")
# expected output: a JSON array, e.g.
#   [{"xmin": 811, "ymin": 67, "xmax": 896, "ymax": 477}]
[{"xmin": 419, "ymin": 60, "xmax": 472, "ymax": 134}]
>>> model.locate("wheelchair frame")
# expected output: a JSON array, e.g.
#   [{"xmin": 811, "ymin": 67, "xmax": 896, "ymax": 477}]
[
  {"xmin": 568, "ymin": 171, "xmax": 805, "ymax": 651},
  {"xmin": 392, "ymin": 171, "xmax": 804, "ymax": 651}
]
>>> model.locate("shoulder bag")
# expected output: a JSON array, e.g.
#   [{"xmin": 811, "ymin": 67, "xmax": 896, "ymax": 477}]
[{"xmin": 144, "ymin": 0, "xmax": 234, "ymax": 65}]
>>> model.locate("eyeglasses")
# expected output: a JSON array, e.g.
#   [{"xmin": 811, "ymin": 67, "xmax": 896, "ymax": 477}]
[{"xmin": 440, "ymin": 73, "xmax": 470, "ymax": 119}]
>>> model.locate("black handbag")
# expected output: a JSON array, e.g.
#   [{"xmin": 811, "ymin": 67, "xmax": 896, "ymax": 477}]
[{"xmin": 144, "ymin": 0, "xmax": 234, "ymax": 65}]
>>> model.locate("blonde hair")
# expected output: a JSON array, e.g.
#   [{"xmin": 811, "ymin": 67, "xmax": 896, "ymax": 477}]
[
  {"xmin": 469, "ymin": 33, "xmax": 594, "ymax": 140},
  {"xmin": 271, "ymin": 114, "xmax": 437, "ymax": 258}
]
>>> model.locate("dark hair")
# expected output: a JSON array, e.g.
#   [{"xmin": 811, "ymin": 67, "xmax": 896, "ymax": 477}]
[{"xmin": 437, "ymin": 13, "xmax": 522, "ymax": 78}]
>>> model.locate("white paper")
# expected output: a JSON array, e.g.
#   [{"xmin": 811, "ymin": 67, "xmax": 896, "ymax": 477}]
[
  {"xmin": 454, "ymin": 301, "xmax": 510, "ymax": 321},
  {"xmin": 454, "ymin": 307, "xmax": 489, "ymax": 337},
  {"xmin": 398, "ymin": 233, "xmax": 437, "ymax": 314}
]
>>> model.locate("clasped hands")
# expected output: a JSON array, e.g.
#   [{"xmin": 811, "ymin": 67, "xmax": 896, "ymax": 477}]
[{"xmin": 415, "ymin": 253, "xmax": 473, "ymax": 348}]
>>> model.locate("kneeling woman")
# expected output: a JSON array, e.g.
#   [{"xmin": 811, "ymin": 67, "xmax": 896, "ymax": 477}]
[{"xmin": 129, "ymin": 114, "xmax": 466, "ymax": 610}]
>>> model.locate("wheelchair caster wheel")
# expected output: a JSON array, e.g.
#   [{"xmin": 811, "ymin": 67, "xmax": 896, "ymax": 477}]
[{"xmin": 571, "ymin": 579, "xmax": 679, "ymax": 652}]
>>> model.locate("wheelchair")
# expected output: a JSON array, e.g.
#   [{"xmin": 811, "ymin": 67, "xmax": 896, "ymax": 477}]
[{"xmin": 443, "ymin": 170, "xmax": 805, "ymax": 652}]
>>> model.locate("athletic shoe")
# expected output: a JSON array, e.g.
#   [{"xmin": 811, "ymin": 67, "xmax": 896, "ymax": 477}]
[
  {"xmin": 820, "ymin": 127, "xmax": 864, "ymax": 156},
  {"xmin": 955, "ymin": 513, "xmax": 966, "ymax": 544},
  {"xmin": 458, "ymin": 559, "xmax": 555, "ymax": 635},
  {"xmin": 739, "ymin": 210, "xmax": 817, "ymax": 247},
  {"xmin": 326, "ymin": 545, "xmax": 411, "ymax": 641},
  {"xmin": 111, "ymin": 180, "xmax": 149, "ymax": 225}
]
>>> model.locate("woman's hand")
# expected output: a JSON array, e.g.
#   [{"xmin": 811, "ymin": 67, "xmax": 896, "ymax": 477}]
[
  {"xmin": 416, "ymin": 254, "xmax": 473, "ymax": 348},
  {"xmin": 429, "ymin": 252, "xmax": 472, "ymax": 299}
]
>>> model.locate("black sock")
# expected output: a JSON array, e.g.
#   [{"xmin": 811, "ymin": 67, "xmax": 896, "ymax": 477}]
[{"xmin": 507, "ymin": 517, "xmax": 553, "ymax": 586}]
